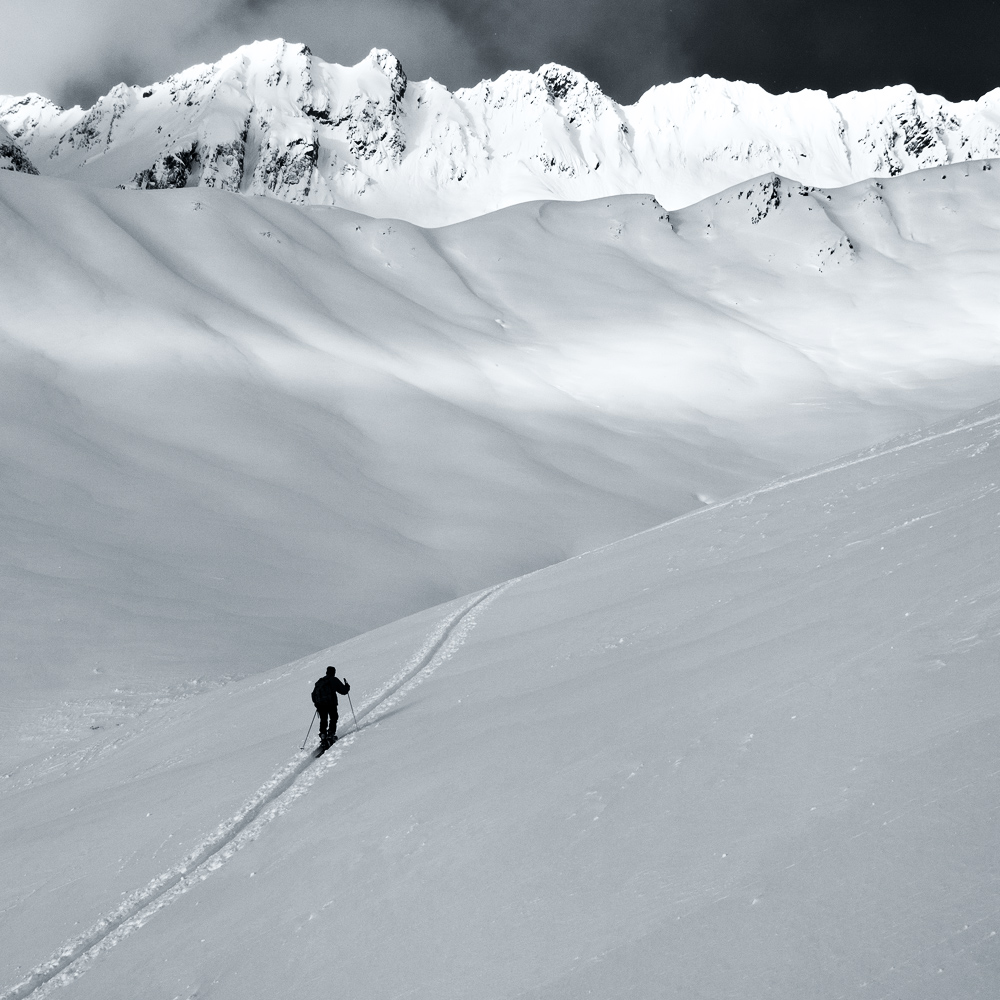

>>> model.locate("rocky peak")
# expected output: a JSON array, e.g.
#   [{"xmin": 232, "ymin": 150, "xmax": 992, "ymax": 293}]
[
  {"xmin": 538, "ymin": 64, "xmax": 590, "ymax": 103},
  {"xmin": 368, "ymin": 49, "xmax": 408, "ymax": 106}
]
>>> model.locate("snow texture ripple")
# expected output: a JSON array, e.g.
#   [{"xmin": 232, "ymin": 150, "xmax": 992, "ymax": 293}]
[{"xmin": 0, "ymin": 581, "xmax": 513, "ymax": 1000}]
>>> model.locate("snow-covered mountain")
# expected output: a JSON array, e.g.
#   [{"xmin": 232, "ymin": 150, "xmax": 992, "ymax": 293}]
[
  {"xmin": 2, "ymin": 39, "xmax": 1000, "ymax": 225},
  {"xmin": 4, "ymin": 397, "xmax": 999, "ymax": 998}
]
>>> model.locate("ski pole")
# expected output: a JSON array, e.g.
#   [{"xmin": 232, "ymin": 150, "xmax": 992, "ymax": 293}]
[
  {"xmin": 300, "ymin": 710, "xmax": 317, "ymax": 750},
  {"xmin": 347, "ymin": 689, "xmax": 359, "ymax": 733}
]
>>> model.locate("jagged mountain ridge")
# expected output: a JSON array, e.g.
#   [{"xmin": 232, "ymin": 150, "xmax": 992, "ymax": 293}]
[{"xmin": 2, "ymin": 38, "xmax": 1000, "ymax": 226}]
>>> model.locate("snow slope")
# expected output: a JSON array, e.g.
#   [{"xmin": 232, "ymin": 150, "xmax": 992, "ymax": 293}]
[
  {"xmin": 1, "ymin": 162, "xmax": 999, "ymax": 728},
  {"xmin": 2, "ymin": 40, "xmax": 1000, "ymax": 225},
  {"xmin": 3, "ymin": 398, "xmax": 998, "ymax": 998}
]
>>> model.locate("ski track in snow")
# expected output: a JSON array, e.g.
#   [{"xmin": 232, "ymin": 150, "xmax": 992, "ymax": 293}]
[
  {"xmin": 1, "ymin": 581, "xmax": 515, "ymax": 1000},
  {"xmin": 584, "ymin": 408, "xmax": 1000, "ymax": 556}
]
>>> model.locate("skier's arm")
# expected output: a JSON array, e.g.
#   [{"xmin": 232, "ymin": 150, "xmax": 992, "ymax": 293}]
[{"xmin": 334, "ymin": 677, "xmax": 350, "ymax": 695}]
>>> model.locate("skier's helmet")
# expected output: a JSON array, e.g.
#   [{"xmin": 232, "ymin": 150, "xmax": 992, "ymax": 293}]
[{"xmin": 326, "ymin": 665, "xmax": 336, "ymax": 676}]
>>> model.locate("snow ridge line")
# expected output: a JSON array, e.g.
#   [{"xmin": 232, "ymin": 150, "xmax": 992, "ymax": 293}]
[{"xmin": 1, "ymin": 582, "xmax": 510, "ymax": 1000}]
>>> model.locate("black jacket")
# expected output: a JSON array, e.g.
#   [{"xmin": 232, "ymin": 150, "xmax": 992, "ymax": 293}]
[{"xmin": 312, "ymin": 675, "xmax": 350, "ymax": 710}]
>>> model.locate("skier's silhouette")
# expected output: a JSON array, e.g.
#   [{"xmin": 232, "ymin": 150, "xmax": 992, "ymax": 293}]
[{"xmin": 312, "ymin": 666, "xmax": 350, "ymax": 747}]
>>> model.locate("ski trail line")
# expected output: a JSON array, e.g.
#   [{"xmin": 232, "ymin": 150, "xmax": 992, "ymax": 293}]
[
  {"xmin": 581, "ymin": 407, "xmax": 1000, "ymax": 558},
  {"xmin": 2, "ymin": 581, "xmax": 515, "ymax": 1000}
]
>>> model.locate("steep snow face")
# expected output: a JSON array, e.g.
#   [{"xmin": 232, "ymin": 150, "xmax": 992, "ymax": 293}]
[
  {"xmin": 3, "ymin": 400, "xmax": 999, "ymax": 999},
  {"xmin": 0, "ymin": 121, "xmax": 36, "ymax": 173},
  {"xmin": 2, "ymin": 39, "xmax": 1000, "ymax": 225},
  {"xmin": 0, "ymin": 161, "xmax": 999, "ymax": 724}
]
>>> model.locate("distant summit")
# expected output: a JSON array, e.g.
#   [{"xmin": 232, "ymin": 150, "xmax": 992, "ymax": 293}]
[{"xmin": 2, "ymin": 39, "xmax": 999, "ymax": 225}]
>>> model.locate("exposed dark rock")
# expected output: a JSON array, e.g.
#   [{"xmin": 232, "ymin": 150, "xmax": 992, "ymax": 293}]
[
  {"xmin": 0, "ymin": 138, "xmax": 38, "ymax": 173},
  {"xmin": 132, "ymin": 143, "xmax": 200, "ymax": 189},
  {"xmin": 542, "ymin": 67, "xmax": 574, "ymax": 102}
]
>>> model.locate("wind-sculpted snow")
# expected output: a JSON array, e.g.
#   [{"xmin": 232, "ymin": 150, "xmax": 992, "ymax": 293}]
[
  {"xmin": 0, "ymin": 582, "xmax": 511, "ymax": 1000},
  {"xmin": 1, "ymin": 39, "xmax": 999, "ymax": 225}
]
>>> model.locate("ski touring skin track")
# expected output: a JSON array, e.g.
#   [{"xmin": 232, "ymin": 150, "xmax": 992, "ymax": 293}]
[
  {"xmin": 578, "ymin": 406, "xmax": 1000, "ymax": 560},
  {"xmin": 2, "ymin": 581, "xmax": 515, "ymax": 1000}
]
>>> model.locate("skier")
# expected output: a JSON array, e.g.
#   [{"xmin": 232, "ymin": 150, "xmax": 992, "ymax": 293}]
[{"xmin": 312, "ymin": 666, "xmax": 350, "ymax": 749}]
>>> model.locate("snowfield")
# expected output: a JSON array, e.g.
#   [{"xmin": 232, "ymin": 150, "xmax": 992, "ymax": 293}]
[
  {"xmin": 3, "ymin": 400, "xmax": 998, "ymax": 998},
  {"xmin": 0, "ymin": 161, "xmax": 999, "ymax": 728}
]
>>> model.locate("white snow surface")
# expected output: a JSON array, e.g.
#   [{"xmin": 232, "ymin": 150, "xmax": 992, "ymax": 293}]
[
  {"xmin": 1, "ymin": 162, "xmax": 1000, "ymax": 734},
  {"xmin": 2, "ymin": 399, "xmax": 999, "ymax": 998},
  {"xmin": 2, "ymin": 39, "xmax": 1000, "ymax": 225}
]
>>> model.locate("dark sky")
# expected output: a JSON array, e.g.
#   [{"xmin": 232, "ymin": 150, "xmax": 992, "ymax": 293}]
[{"xmin": 2, "ymin": 0, "xmax": 998, "ymax": 109}]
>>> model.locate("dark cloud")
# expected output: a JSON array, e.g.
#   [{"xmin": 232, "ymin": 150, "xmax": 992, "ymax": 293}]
[
  {"xmin": 0, "ymin": 0, "xmax": 483, "ymax": 108},
  {"xmin": 1, "ymin": 0, "xmax": 997, "ymax": 109},
  {"xmin": 669, "ymin": 0, "xmax": 1000, "ymax": 103},
  {"xmin": 421, "ymin": 0, "xmax": 1000, "ymax": 102},
  {"xmin": 58, "ymin": 53, "xmax": 148, "ymax": 111},
  {"xmin": 425, "ymin": 0, "xmax": 688, "ymax": 98}
]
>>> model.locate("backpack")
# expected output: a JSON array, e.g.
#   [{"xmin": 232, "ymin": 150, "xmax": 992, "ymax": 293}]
[{"xmin": 311, "ymin": 678, "xmax": 326, "ymax": 708}]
